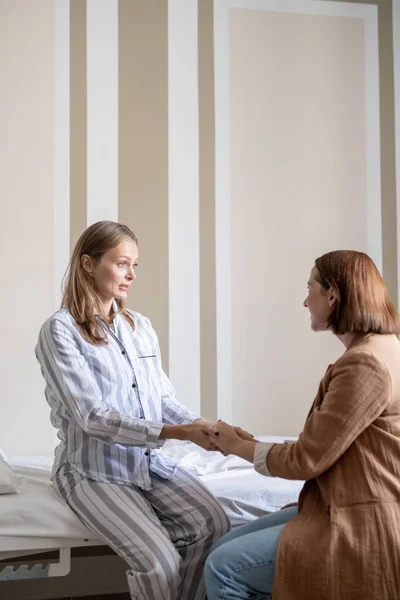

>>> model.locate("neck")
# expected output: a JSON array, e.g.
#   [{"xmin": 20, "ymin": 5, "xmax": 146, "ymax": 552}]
[
  {"xmin": 97, "ymin": 298, "xmax": 114, "ymax": 323},
  {"xmin": 335, "ymin": 332, "xmax": 359, "ymax": 349}
]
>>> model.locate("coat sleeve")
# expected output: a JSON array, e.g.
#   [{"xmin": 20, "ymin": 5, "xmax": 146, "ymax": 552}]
[
  {"xmin": 36, "ymin": 318, "xmax": 163, "ymax": 447},
  {"xmin": 265, "ymin": 351, "xmax": 392, "ymax": 480}
]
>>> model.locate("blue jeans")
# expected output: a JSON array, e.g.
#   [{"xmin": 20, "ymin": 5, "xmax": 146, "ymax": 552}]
[{"xmin": 204, "ymin": 505, "xmax": 298, "ymax": 599}]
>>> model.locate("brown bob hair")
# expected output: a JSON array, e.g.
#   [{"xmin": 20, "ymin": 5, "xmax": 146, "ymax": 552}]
[
  {"xmin": 62, "ymin": 221, "xmax": 138, "ymax": 345},
  {"xmin": 314, "ymin": 250, "xmax": 400, "ymax": 335}
]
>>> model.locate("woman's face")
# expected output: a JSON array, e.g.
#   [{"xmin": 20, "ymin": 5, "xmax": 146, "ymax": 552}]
[
  {"xmin": 303, "ymin": 266, "xmax": 335, "ymax": 331},
  {"xmin": 85, "ymin": 240, "xmax": 139, "ymax": 305}
]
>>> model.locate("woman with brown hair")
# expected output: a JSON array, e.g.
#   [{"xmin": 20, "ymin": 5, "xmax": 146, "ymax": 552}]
[
  {"xmin": 205, "ymin": 250, "xmax": 400, "ymax": 600},
  {"xmin": 35, "ymin": 221, "xmax": 230, "ymax": 600}
]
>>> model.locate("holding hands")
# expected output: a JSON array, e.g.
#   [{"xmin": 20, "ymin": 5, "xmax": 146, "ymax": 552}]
[
  {"xmin": 186, "ymin": 419, "xmax": 256, "ymax": 457},
  {"xmin": 185, "ymin": 419, "xmax": 220, "ymax": 451},
  {"xmin": 209, "ymin": 420, "xmax": 256, "ymax": 455},
  {"xmin": 162, "ymin": 419, "xmax": 254, "ymax": 454}
]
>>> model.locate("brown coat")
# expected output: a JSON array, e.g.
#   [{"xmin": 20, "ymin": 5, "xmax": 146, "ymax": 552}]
[{"xmin": 268, "ymin": 334, "xmax": 400, "ymax": 600}]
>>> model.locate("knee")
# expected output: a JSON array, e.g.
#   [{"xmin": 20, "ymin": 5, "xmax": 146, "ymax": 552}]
[
  {"xmin": 204, "ymin": 500, "xmax": 231, "ymax": 545},
  {"xmin": 215, "ymin": 510, "xmax": 231, "ymax": 543}
]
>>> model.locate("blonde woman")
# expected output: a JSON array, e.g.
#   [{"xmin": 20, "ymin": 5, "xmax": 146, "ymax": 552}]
[
  {"xmin": 35, "ymin": 221, "xmax": 230, "ymax": 600},
  {"xmin": 206, "ymin": 250, "xmax": 400, "ymax": 600}
]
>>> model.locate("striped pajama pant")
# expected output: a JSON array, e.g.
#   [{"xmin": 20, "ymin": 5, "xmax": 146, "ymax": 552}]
[{"xmin": 54, "ymin": 463, "xmax": 230, "ymax": 600}]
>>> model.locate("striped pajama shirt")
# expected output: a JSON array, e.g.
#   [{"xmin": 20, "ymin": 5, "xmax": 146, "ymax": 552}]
[{"xmin": 35, "ymin": 308, "xmax": 230, "ymax": 600}]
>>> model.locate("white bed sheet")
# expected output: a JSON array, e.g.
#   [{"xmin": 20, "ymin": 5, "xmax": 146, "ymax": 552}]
[
  {"xmin": 0, "ymin": 437, "xmax": 303, "ymax": 551},
  {"xmin": 203, "ymin": 470, "xmax": 303, "ymax": 526},
  {"xmin": 0, "ymin": 461, "xmax": 97, "ymax": 544},
  {"xmin": 162, "ymin": 435, "xmax": 297, "ymax": 477}
]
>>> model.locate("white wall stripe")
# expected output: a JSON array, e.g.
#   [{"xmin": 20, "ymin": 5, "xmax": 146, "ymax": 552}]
[
  {"xmin": 54, "ymin": 0, "xmax": 70, "ymax": 309},
  {"xmin": 215, "ymin": 0, "xmax": 379, "ymax": 19},
  {"xmin": 86, "ymin": 0, "xmax": 118, "ymax": 226},
  {"xmin": 394, "ymin": 0, "xmax": 400, "ymax": 306},
  {"xmin": 168, "ymin": 0, "xmax": 201, "ymax": 414},
  {"xmin": 214, "ymin": 0, "xmax": 233, "ymax": 423},
  {"xmin": 214, "ymin": 0, "xmax": 382, "ymax": 422}
]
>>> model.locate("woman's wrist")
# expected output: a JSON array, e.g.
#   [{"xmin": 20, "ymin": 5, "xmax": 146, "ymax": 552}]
[
  {"xmin": 159, "ymin": 424, "xmax": 190, "ymax": 441},
  {"xmin": 232, "ymin": 438, "xmax": 257, "ymax": 461}
]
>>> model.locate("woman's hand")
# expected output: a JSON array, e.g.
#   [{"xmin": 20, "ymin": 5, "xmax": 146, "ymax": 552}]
[
  {"xmin": 234, "ymin": 426, "xmax": 254, "ymax": 441},
  {"xmin": 209, "ymin": 421, "xmax": 243, "ymax": 455},
  {"xmin": 185, "ymin": 419, "xmax": 220, "ymax": 451},
  {"xmin": 210, "ymin": 421, "xmax": 257, "ymax": 461},
  {"xmin": 161, "ymin": 419, "xmax": 229, "ymax": 452}
]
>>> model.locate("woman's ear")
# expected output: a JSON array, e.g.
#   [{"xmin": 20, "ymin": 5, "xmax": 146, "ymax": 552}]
[
  {"xmin": 327, "ymin": 287, "xmax": 336, "ymax": 308},
  {"xmin": 81, "ymin": 254, "xmax": 93, "ymax": 275}
]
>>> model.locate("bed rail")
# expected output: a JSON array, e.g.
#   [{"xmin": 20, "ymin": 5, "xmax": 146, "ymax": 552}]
[{"xmin": 0, "ymin": 547, "xmax": 71, "ymax": 581}]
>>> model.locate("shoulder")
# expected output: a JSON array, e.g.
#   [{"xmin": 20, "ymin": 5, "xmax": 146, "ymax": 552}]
[
  {"xmin": 125, "ymin": 310, "xmax": 154, "ymax": 333},
  {"xmin": 332, "ymin": 349, "xmax": 391, "ymax": 393},
  {"xmin": 39, "ymin": 309, "xmax": 81, "ymax": 342},
  {"xmin": 334, "ymin": 343, "xmax": 391, "ymax": 373}
]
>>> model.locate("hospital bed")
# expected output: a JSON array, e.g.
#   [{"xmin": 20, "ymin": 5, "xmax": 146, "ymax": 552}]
[{"xmin": 0, "ymin": 436, "xmax": 303, "ymax": 589}]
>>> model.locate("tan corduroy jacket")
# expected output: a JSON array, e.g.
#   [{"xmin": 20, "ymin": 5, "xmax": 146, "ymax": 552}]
[{"xmin": 264, "ymin": 334, "xmax": 400, "ymax": 599}]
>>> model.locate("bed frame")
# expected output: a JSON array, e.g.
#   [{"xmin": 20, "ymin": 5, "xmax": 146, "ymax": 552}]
[{"xmin": 0, "ymin": 536, "xmax": 105, "ymax": 581}]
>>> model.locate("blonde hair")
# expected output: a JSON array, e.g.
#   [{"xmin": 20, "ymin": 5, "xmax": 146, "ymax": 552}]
[{"xmin": 62, "ymin": 221, "xmax": 138, "ymax": 345}]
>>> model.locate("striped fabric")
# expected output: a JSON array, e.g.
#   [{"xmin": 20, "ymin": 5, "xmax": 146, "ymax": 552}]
[
  {"xmin": 54, "ymin": 462, "xmax": 230, "ymax": 600},
  {"xmin": 35, "ymin": 309, "xmax": 199, "ymax": 489}
]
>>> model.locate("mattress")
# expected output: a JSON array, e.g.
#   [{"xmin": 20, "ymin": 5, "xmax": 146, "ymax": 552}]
[
  {"xmin": 0, "ymin": 460, "xmax": 97, "ymax": 543},
  {"xmin": 0, "ymin": 436, "xmax": 303, "ymax": 547},
  {"xmin": 202, "ymin": 469, "xmax": 303, "ymax": 526}
]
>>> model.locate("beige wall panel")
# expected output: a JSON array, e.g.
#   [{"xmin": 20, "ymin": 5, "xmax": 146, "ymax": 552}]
[
  {"xmin": 199, "ymin": 0, "xmax": 218, "ymax": 421},
  {"xmin": 70, "ymin": 0, "xmax": 87, "ymax": 251},
  {"xmin": 0, "ymin": 0, "xmax": 55, "ymax": 454},
  {"xmin": 377, "ymin": 0, "xmax": 397, "ymax": 303},
  {"xmin": 229, "ymin": 10, "xmax": 370, "ymax": 435},
  {"xmin": 118, "ymin": 0, "xmax": 169, "ymax": 368}
]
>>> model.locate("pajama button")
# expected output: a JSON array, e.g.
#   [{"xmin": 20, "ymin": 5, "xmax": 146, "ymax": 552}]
[
  {"xmin": 132, "ymin": 383, "xmax": 136, "ymax": 388},
  {"xmin": 145, "ymin": 451, "xmax": 149, "ymax": 456},
  {"xmin": 121, "ymin": 350, "xmax": 126, "ymax": 355}
]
